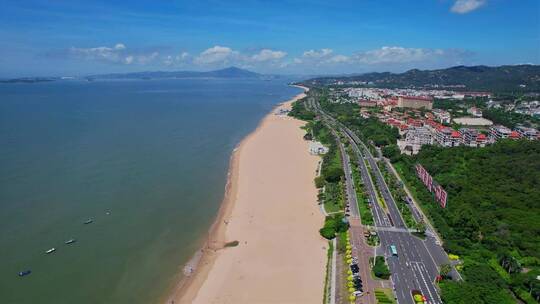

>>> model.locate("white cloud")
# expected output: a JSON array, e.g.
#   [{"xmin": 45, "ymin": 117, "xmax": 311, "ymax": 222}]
[
  {"xmin": 451, "ymin": 0, "xmax": 486, "ymax": 14},
  {"xmin": 302, "ymin": 48, "xmax": 333, "ymax": 58},
  {"xmin": 251, "ymin": 49, "xmax": 287, "ymax": 62},
  {"xmin": 326, "ymin": 55, "xmax": 350, "ymax": 64},
  {"xmin": 353, "ymin": 46, "xmax": 441, "ymax": 64},
  {"xmin": 69, "ymin": 44, "xmax": 124, "ymax": 63},
  {"xmin": 291, "ymin": 49, "xmax": 338, "ymax": 66},
  {"xmin": 114, "ymin": 43, "xmax": 126, "ymax": 50},
  {"xmin": 163, "ymin": 52, "xmax": 191, "ymax": 66},
  {"xmin": 193, "ymin": 46, "xmax": 289, "ymax": 67},
  {"xmin": 177, "ymin": 52, "xmax": 189, "ymax": 61},
  {"xmin": 69, "ymin": 43, "xmax": 159, "ymax": 65},
  {"xmin": 134, "ymin": 52, "xmax": 159, "ymax": 64},
  {"xmin": 63, "ymin": 43, "xmax": 469, "ymax": 73},
  {"xmin": 194, "ymin": 46, "xmax": 239, "ymax": 65},
  {"xmin": 124, "ymin": 55, "xmax": 134, "ymax": 64},
  {"xmin": 285, "ymin": 46, "xmax": 470, "ymax": 73}
]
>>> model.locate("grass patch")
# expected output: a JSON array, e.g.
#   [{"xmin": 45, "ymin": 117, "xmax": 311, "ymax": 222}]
[
  {"xmin": 488, "ymin": 258, "xmax": 511, "ymax": 281},
  {"xmin": 375, "ymin": 288, "xmax": 396, "ymax": 304},
  {"xmin": 323, "ymin": 181, "xmax": 345, "ymax": 213},
  {"xmin": 347, "ymin": 146, "xmax": 375, "ymax": 225},
  {"xmin": 378, "ymin": 161, "xmax": 417, "ymax": 229},
  {"xmin": 365, "ymin": 158, "xmax": 387, "ymax": 210},
  {"xmin": 515, "ymin": 287, "xmax": 538, "ymax": 304},
  {"xmin": 323, "ymin": 240, "xmax": 334, "ymax": 304}
]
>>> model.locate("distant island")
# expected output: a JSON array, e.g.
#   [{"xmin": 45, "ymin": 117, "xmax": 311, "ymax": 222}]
[
  {"xmin": 85, "ymin": 67, "xmax": 265, "ymax": 81},
  {"xmin": 0, "ymin": 77, "xmax": 58, "ymax": 84},
  {"xmin": 0, "ymin": 67, "xmax": 274, "ymax": 83},
  {"xmin": 303, "ymin": 64, "xmax": 540, "ymax": 92}
]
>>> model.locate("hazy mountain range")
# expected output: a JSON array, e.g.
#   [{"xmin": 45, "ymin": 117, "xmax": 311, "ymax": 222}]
[
  {"xmin": 2, "ymin": 65, "xmax": 540, "ymax": 93},
  {"xmin": 303, "ymin": 64, "xmax": 540, "ymax": 92}
]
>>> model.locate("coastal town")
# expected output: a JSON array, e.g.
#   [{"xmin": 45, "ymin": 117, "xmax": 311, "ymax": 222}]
[
  {"xmin": 289, "ymin": 76, "xmax": 540, "ymax": 304},
  {"xmin": 325, "ymin": 87, "xmax": 539, "ymax": 154}
]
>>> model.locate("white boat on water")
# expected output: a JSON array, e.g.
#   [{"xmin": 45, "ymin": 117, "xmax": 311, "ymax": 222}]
[{"xmin": 45, "ymin": 248, "xmax": 56, "ymax": 254}]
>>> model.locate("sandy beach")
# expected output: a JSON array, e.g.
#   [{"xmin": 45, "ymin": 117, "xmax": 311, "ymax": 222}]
[{"xmin": 167, "ymin": 88, "xmax": 326, "ymax": 304}]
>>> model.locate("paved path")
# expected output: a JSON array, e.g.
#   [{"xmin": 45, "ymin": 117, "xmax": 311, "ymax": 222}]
[{"xmin": 330, "ymin": 238, "xmax": 337, "ymax": 304}]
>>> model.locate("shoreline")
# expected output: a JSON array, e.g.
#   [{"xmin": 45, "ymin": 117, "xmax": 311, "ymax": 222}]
[{"xmin": 165, "ymin": 86, "xmax": 311, "ymax": 304}]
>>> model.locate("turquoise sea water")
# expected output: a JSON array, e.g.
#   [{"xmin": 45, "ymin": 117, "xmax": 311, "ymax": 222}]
[{"xmin": 0, "ymin": 78, "xmax": 301, "ymax": 304}]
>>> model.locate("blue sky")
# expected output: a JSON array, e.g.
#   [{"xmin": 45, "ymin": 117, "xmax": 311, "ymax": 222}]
[{"xmin": 1, "ymin": 0, "xmax": 539, "ymax": 77}]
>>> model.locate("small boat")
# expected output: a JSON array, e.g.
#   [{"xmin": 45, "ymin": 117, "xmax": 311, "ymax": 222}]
[
  {"xmin": 18, "ymin": 270, "xmax": 31, "ymax": 277},
  {"xmin": 84, "ymin": 219, "xmax": 93, "ymax": 224},
  {"xmin": 65, "ymin": 239, "xmax": 76, "ymax": 244},
  {"xmin": 45, "ymin": 248, "xmax": 56, "ymax": 254}
]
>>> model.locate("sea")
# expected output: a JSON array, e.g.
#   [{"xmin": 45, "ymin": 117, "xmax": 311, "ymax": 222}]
[{"xmin": 0, "ymin": 78, "xmax": 302, "ymax": 304}]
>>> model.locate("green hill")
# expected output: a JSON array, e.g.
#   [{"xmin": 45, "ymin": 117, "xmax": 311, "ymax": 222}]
[
  {"xmin": 304, "ymin": 65, "xmax": 540, "ymax": 92},
  {"xmin": 395, "ymin": 140, "xmax": 540, "ymax": 303}
]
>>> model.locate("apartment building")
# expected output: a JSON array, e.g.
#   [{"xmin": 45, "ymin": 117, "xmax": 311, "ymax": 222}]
[
  {"xmin": 490, "ymin": 125, "xmax": 512, "ymax": 140},
  {"xmin": 460, "ymin": 128, "xmax": 487, "ymax": 147}
]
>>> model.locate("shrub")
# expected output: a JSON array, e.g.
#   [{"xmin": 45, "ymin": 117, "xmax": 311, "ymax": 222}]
[
  {"xmin": 373, "ymin": 256, "xmax": 391, "ymax": 279},
  {"xmin": 323, "ymin": 166, "xmax": 344, "ymax": 183},
  {"xmin": 314, "ymin": 176, "xmax": 325, "ymax": 188},
  {"xmin": 319, "ymin": 226, "xmax": 336, "ymax": 240},
  {"xmin": 319, "ymin": 214, "xmax": 349, "ymax": 240}
]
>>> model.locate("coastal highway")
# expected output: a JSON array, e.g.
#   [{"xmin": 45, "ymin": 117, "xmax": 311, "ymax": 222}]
[
  {"xmin": 334, "ymin": 130, "xmax": 360, "ymax": 220},
  {"xmin": 307, "ymin": 96, "xmax": 445, "ymax": 304}
]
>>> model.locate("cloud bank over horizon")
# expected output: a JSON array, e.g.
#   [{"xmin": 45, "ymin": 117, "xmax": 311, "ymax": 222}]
[{"xmin": 58, "ymin": 43, "xmax": 475, "ymax": 75}]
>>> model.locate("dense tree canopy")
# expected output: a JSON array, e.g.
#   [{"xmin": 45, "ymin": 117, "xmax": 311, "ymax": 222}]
[{"xmin": 396, "ymin": 140, "xmax": 540, "ymax": 303}]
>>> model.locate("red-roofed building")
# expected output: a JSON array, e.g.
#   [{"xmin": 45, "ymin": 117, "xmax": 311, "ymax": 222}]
[
  {"xmin": 358, "ymin": 99, "xmax": 377, "ymax": 107},
  {"xmin": 407, "ymin": 118, "xmax": 423, "ymax": 127},
  {"xmin": 397, "ymin": 96, "xmax": 433, "ymax": 110},
  {"xmin": 509, "ymin": 131, "xmax": 521, "ymax": 139},
  {"xmin": 435, "ymin": 126, "xmax": 460, "ymax": 147},
  {"xmin": 460, "ymin": 128, "xmax": 487, "ymax": 147},
  {"xmin": 476, "ymin": 133, "xmax": 488, "ymax": 146}
]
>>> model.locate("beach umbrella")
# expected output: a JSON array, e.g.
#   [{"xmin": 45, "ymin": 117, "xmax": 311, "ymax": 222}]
[
  {"xmin": 349, "ymin": 294, "xmax": 356, "ymax": 302},
  {"xmin": 347, "ymin": 259, "xmax": 353, "ymax": 264},
  {"xmin": 348, "ymin": 287, "xmax": 355, "ymax": 293},
  {"xmin": 346, "ymin": 254, "xmax": 352, "ymax": 259},
  {"xmin": 347, "ymin": 281, "xmax": 354, "ymax": 288},
  {"xmin": 346, "ymin": 244, "xmax": 352, "ymax": 250},
  {"xmin": 347, "ymin": 269, "xmax": 353, "ymax": 275}
]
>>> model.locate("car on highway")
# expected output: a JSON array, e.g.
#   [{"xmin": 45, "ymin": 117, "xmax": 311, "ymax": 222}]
[{"xmin": 390, "ymin": 245, "xmax": 398, "ymax": 256}]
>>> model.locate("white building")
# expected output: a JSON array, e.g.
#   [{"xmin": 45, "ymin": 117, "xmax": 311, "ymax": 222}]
[
  {"xmin": 515, "ymin": 126, "xmax": 539, "ymax": 140},
  {"xmin": 432, "ymin": 109, "xmax": 451, "ymax": 124},
  {"xmin": 405, "ymin": 126, "xmax": 433, "ymax": 147},
  {"xmin": 490, "ymin": 125, "xmax": 512, "ymax": 140},
  {"xmin": 467, "ymin": 107, "xmax": 483, "ymax": 117},
  {"xmin": 309, "ymin": 141, "xmax": 329, "ymax": 155}
]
